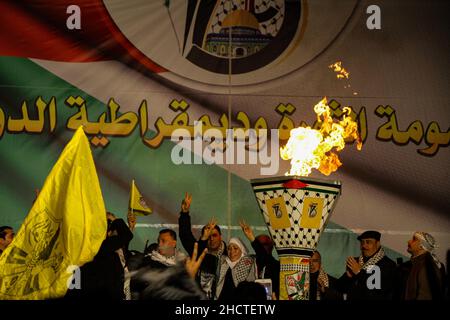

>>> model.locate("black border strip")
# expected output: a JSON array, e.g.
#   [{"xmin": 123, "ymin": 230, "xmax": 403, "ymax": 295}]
[
  {"xmin": 276, "ymin": 248, "xmax": 314, "ymax": 257},
  {"xmin": 251, "ymin": 176, "xmax": 341, "ymax": 189}
]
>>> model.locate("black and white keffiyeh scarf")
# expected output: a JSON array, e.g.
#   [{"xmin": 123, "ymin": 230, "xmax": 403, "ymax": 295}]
[
  {"xmin": 116, "ymin": 248, "xmax": 131, "ymax": 300},
  {"xmin": 216, "ymin": 255, "xmax": 257, "ymax": 299},
  {"xmin": 199, "ymin": 240, "xmax": 226, "ymax": 299},
  {"xmin": 215, "ymin": 241, "xmax": 226, "ymax": 260},
  {"xmin": 415, "ymin": 231, "xmax": 441, "ymax": 268},
  {"xmin": 147, "ymin": 249, "xmax": 186, "ymax": 267},
  {"xmin": 316, "ymin": 267, "xmax": 329, "ymax": 300},
  {"xmin": 358, "ymin": 247, "xmax": 385, "ymax": 270}
]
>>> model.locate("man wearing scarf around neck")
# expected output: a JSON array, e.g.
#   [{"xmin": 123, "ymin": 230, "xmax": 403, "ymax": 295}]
[
  {"xmin": 309, "ymin": 251, "xmax": 342, "ymax": 300},
  {"xmin": 336, "ymin": 230, "xmax": 397, "ymax": 300},
  {"xmin": 396, "ymin": 232, "xmax": 446, "ymax": 300},
  {"xmin": 178, "ymin": 193, "xmax": 228, "ymax": 299},
  {"xmin": 145, "ymin": 229, "xmax": 186, "ymax": 269}
]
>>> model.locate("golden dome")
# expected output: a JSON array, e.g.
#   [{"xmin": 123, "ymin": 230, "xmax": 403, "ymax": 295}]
[{"xmin": 222, "ymin": 10, "xmax": 259, "ymax": 30}]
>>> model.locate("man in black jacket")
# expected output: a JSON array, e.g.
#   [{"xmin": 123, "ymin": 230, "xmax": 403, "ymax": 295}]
[
  {"xmin": 336, "ymin": 230, "xmax": 396, "ymax": 300},
  {"xmin": 178, "ymin": 193, "xmax": 227, "ymax": 299},
  {"xmin": 142, "ymin": 228, "xmax": 187, "ymax": 270}
]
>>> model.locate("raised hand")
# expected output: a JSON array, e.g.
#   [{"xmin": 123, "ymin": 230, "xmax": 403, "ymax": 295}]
[
  {"xmin": 201, "ymin": 217, "xmax": 217, "ymax": 241},
  {"xmin": 239, "ymin": 219, "xmax": 255, "ymax": 242},
  {"xmin": 181, "ymin": 192, "xmax": 192, "ymax": 213},
  {"xmin": 185, "ymin": 242, "xmax": 208, "ymax": 279}
]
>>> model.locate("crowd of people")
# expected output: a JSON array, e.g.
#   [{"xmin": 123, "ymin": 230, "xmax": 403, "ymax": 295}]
[{"xmin": 0, "ymin": 193, "xmax": 447, "ymax": 301}]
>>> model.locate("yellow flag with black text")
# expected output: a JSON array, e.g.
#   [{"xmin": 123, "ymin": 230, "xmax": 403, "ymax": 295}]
[
  {"xmin": 129, "ymin": 180, "xmax": 152, "ymax": 216},
  {"xmin": 0, "ymin": 127, "xmax": 107, "ymax": 299}
]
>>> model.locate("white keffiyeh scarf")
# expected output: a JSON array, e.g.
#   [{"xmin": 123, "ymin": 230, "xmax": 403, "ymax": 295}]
[
  {"xmin": 414, "ymin": 231, "xmax": 441, "ymax": 268},
  {"xmin": 147, "ymin": 249, "xmax": 186, "ymax": 266}
]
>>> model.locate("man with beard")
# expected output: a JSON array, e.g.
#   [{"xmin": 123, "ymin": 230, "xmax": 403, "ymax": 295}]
[
  {"xmin": 396, "ymin": 232, "xmax": 445, "ymax": 300},
  {"xmin": 309, "ymin": 251, "xmax": 342, "ymax": 300},
  {"xmin": 336, "ymin": 230, "xmax": 396, "ymax": 300}
]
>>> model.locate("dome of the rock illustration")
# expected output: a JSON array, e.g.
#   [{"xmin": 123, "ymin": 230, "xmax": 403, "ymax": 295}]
[
  {"xmin": 222, "ymin": 9, "xmax": 259, "ymax": 30},
  {"xmin": 204, "ymin": 9, "xmax": 272, "ymax": 58}
]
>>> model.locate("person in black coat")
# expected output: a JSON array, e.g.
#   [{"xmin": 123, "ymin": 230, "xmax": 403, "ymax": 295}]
[
  {"xmin": 65, "ymin": 212, "xmax": 133, "ymax": 300},
  {"xmin": 395, "ymin": 231, "xmax": 446, "ymax": 300},
  {"xmin": 336, "ymin": 230, "xmax": 396, "ymax": 300},
  {"xmin": 239, "ymin": 220, "xmax": 280, "ymax": 299},
  {"xmin": 309, "ymin": 251, "xmax": 342, "ymax": 300},
  {"xmin": 142, "ymin": 228, "xmax": 187, "ymax": 270},
  {"xmin": 132, "ymin": 242, "xmax": 208, "ymax": 300},
  {"xmin": 178, "ymin": 193, "xmax": 227, "ymax": 299}
]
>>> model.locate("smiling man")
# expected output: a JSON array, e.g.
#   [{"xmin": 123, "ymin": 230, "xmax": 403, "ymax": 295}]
[{"xmin": 336, "ymin": 230, "xmax": 397, "ymax": 300}]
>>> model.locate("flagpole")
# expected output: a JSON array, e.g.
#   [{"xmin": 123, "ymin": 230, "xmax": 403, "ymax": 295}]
[
  {"xmin": 129, "ymin": 179, "xmax": 135, "ymax": 232},
  {"xmin": 131, "ymin": 179, "xmax": 135, "ymax": 217},
  {"xmin": 164, "ymin": 1, "xmax": 181, "ymax": 53}
]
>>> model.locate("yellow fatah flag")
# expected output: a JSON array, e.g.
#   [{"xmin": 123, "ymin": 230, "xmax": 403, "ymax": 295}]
[
  {"xmin": 129, "ymin": 180, "xmax": 152, "ymax": 216},
  {"xmin": 0, "ymin": 127, "xmax": 107, "ymax": 299}
]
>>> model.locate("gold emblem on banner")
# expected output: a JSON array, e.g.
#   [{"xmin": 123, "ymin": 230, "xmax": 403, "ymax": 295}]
[
  {"xmin": 266, "ymin": 197, "xmax": 291, "ymax": 230},
  {"xmin": 300, "ymin": 197, "xmax": 324, "ymax": 229}
]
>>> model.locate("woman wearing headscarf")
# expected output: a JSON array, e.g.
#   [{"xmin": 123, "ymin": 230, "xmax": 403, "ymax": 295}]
[
  {"xmin": 215, "ymin": 237, "xmax": 257, "ymax": 300},
  {"xmin": 396, "ymin": 231, "xmax": 446, "ymax": 300}
]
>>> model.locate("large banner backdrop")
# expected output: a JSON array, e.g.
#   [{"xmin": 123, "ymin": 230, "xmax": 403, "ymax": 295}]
[{"xmin": 0, "ymin": 0, "xmax": 448, "ymax": 277}]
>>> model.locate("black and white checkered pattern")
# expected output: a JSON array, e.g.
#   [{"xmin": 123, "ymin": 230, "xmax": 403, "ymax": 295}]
[
  {"xmin": 280, "ymin": 261, "xmax": 309, "ymax": 272},
  {"xmin": 208, "ymin": 0, "xmax": 285, "ymax": 36},
  {"xmin": 215, "ymin": 255, "xmax": 257, "ymax": 299},
  {"xmin": 254, "ymin": 185, "xmax": 340, "ymax": 252}
]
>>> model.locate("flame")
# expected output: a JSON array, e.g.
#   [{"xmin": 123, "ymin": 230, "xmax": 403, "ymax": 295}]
[
  {"xmin": 329, "ymin": 61, "xmax": 349, "ymax": 79},
  {"xmin": 280, "ymin": 98, "xmax": 362, "ymax": 177}
]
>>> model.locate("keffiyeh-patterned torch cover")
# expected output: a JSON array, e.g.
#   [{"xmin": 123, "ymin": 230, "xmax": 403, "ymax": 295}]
[{"xmin": 251, "ymin": 176, "xmax": 341, "ymax": 300}]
